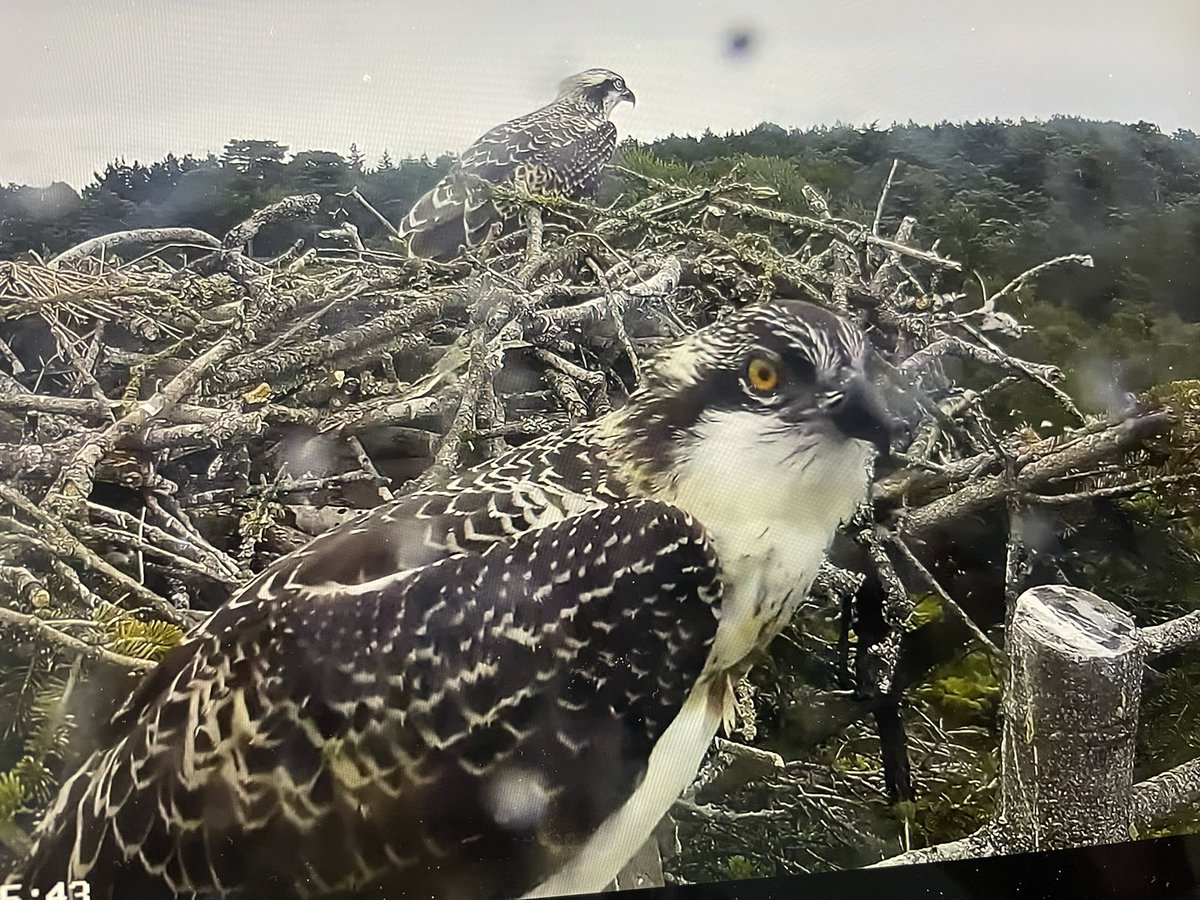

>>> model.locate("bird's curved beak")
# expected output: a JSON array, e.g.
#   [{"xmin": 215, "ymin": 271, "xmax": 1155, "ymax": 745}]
[
  {"xmin": 830, "ymin": 378, "xmax": 895, "ymax": 458},
  {"xmin": 622, "ymin": 87, "xmax": 637, "ymax": 107}
]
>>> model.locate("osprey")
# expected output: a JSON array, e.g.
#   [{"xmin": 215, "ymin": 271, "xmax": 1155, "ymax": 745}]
[
  {"xmin": 15, "ymin": 299, "xmax": 894, "ymax": 899},
  {"xmin": 397, "ymin": 68, "xmax": 635, "ymax": 260}
]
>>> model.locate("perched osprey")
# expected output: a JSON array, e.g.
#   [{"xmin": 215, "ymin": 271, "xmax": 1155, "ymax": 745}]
[
  {"xmin": 397, "ymin": 69, "xmax": 635, "ymax": 260},
  {"xmin": 14, "ymin": 299, "xmax": 893, "ymax": 900}
]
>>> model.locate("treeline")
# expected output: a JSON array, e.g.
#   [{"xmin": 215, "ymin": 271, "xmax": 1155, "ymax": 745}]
[
  {"xmin": 3, "ymin": 118, "xmax": 1199, "ymax": 391},
  {"xmin": 0, "ymin": 139, "xmax": 453, "ymax": 260},
  {"xmin": 628, "ymin": 118, "xmax": 1200, "ymax": 400}
]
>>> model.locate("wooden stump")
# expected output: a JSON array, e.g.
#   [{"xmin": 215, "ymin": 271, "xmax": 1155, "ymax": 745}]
[{"xmin": 1001, "ymin": 585, "xmax": 1144, "ymax": 849}]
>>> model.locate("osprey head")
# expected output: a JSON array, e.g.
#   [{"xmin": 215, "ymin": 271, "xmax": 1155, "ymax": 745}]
[
  {"xmin": 557, "ymin": 68, "xmax": 636, "ymax": 115},
  {"xmin": 608, "ymin": 298, "xmax": 899, "ymax": 667},
  {"xmin": 618, "ymin": 299, "xmax": 896, "ymax": 487}
]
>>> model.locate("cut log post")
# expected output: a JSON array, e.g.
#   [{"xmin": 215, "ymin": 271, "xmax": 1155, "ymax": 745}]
[
  {"xmin": 1000, "ymin": 584, "xmax": 1143, "ymax": 850},
  {"xmin": 877, "ymin": 586, "xmax": 1200, "ymax": 868}
]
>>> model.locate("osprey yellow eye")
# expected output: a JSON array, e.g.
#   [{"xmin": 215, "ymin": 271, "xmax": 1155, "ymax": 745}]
[{"xmin": 746, "ymin": 356, "xmax": 780, "ymax": 393}]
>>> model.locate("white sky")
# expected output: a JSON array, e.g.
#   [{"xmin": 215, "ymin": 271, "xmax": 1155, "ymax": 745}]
[{"xmin": 3, "ymin": 0, "xmax": 1198, "ymax": 188}]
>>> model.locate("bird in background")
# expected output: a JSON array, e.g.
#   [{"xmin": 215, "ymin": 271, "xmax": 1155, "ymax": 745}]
[
  {"xmin": 396, "ymin": 68, "xmax": 636, "ymax": 261},
  {"xmin": 13, "ymin": 299, "xmax": 895, "ymax": 900}
]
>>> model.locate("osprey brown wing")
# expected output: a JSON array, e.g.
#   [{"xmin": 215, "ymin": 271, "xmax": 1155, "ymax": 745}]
[{"xmin": 18, "ymin": 502, "xmax": 721, "ymax": 900}]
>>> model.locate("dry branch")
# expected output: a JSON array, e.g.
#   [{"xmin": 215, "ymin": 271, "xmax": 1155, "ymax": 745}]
[
  {"xmin": 1140, "ymin": 611, "xmax": 1200, "ymax": 659},
  {"xmin": 871, "ymin": 160, "xmax": 900, "ymax": 237},
  {"xmin": 870, "ymin": 825, "xmax": 1007, "ymax": 866},
  {"xmin": 223, "ymin": 193, "xmax": 322, "ymax": 249},
  {"xmin": 48, "ymin": 228, "xmax": 222, "ymax": 269},
  {"xmin": 0, "ymin": 606, "xmax": 154, "ymax": 672},
  {"xmin": 0, "ymin": 484, "xmax": 187, "ymax": 624},
  {"xmin": 339, "ymin": 186, "xmax": 402, "ymax": 240},
  {"xmin": 899, "ymin": 412, "xmax": 1174, "ymax": 540},
  {"xmin": 890, "ymin": 537, "xmax": 1002, "ymax": 657},
  {"xmin": 990, "ymin": 253, "xmax": 1094, "ymax": 305},
  {"xmin": 45, "ymin": 333, "xmax": 242, "ymax": 522},
  {"xmin": 1132, "ymin": 757, "xmax": 1200, "ymax": 831}
]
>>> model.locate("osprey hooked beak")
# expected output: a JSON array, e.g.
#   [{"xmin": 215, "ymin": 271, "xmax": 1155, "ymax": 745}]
[
  {"xmin": 620, "ymin": 85, "xmax": 637, "ymax": 107},
  {"xmin": 829, "ymin": 376, "xmax": 894, "ymax": 458}
]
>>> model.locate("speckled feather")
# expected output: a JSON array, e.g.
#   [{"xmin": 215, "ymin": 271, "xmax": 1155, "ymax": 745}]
[
  {"xmin": 397, "ymin": 70, "xmax": 628, "ymax": 260},
  {"xmin": 16, "ymin": 298, "xmax": 886, "ymax": 900},
  {"xmin": 22, "ymin": 498, "xmax": 720, "ymax": 900}
]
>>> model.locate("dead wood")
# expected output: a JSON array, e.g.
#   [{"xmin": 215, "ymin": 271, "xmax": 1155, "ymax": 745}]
[{"xmin": 49, "ymin": 228, "xmax": 222, "ymax": 269}]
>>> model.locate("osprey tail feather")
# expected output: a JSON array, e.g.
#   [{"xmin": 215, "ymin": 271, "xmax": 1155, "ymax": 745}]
[{"xmin": 398, "ymin": 173, "xmax": 500, "ymax": 260}]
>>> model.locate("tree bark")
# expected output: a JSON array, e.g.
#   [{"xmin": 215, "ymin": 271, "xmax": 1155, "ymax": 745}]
[{"xmin": 1000, "ymin": 585, "xmax": 1143, "ymax": 849}]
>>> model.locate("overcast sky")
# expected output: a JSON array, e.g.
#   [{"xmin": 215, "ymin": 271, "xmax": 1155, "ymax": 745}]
[{"xmin": 3, "ymin": 0, "xmax": 1197, "ymax": 188}]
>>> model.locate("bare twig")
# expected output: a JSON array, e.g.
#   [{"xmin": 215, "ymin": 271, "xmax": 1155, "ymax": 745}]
[
  {"xmin": 49, "ymin": 228, "xmax": 221, "ymax": 269},
  {"xmin": 339, "ymin": 186, "xmax": 402, "ymax": 239},
  {"xmin": 41, "ymin": 313, "xmax": 114, "ymax": 413},
  {"xmin": 0, "ymin": 606, "xmax": 154, "ymax": 671},
  {"xmin": 416, "ymin": 330, "xmax": 497, "ymax": 487},
  {"xmin": 586, "ymin": 256, "xmax": 641, "ymax": 385},
  {"xmin": 347, "ymin": 435, "xmax": 395, "ymax": 503},
  {"xmin": 223, "ymin": 193, "xmax": 322, "ymax": 250},
  {"xmin": 872, "ymin": 159, "xmax": 899, "ymax": 236},
  {"xmin": 902, "ymin": 412, "xmax": 1174, "ymax": 540},
  {"xmin": 45, "ymin": 333, "xmax": 242, "ymax": 522},
  {"xmin": 990, "ymin": 253, "xmax": 1095, "ymax": 305},
  {"xmin": 1140, "ymin": 611, "xmax": 1200, "ymax": 659},
  {"xmin": 890, "ymin": 536, "xmax": 1004, "ymax": 657}
]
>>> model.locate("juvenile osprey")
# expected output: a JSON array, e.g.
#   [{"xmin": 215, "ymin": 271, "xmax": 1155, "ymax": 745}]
[
  {"xmin": 15, "ymin": 300, "xmax": 893, "ymax": 900},
  {"xmin": 397, "ymin": 68, "xmax": 635, "ymax": 260}
]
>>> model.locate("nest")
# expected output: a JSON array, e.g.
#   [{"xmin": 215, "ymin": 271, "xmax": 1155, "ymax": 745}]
[{"xmin": 0, "ymin": 164, "xmax": 1191, "ymax": 873}]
